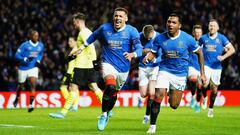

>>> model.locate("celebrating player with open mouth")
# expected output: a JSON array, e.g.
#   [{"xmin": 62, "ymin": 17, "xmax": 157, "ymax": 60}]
[
  {"xmin": 71, "ymin": 7, "xmax": 142, "ymax": 131},
  {"xmin": 143, "ymin": 13, "xmax": 207, "ymax": 134}
]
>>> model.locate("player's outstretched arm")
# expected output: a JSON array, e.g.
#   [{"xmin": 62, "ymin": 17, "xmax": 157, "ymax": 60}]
[
  {"xmin": 71, "ymin": 29, "xmax": 100, "ymax": 57},
  {"xmin": 70, "ymin": 43, "xmax": 87, "ymax": 56}
]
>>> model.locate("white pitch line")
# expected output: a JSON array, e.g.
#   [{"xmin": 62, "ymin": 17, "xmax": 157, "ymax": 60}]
[{"xmin": 0, "ymin": 124, "xmax": 36, "ymax": 128}]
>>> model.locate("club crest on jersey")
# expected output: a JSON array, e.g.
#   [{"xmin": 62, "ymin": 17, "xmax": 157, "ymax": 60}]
[
  {"xmin": 215, "ymin": 38, "xmax": 221, "ymax": 44},
  {"xmin": 177, "ymin": 41, "xmax": 184, "ymax": 48},
  {"xmin": 121, "ymin": 32, "xmax": 128, "ymax": 39},
  {"xmin": 37, "ymin": 46, "xmax": 41, "ymax": 51}
]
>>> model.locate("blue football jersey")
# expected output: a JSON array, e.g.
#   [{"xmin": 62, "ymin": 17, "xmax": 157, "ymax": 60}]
[
  {"xmin": 151, "ymin": 31, "xmax": 199, "ymax": 76},
  {"xmin": 15, "ymin": 40, "xmax": 44, "ymax": 70},
  {"xmin": 199, "ymin": 33, "xmax": 230, "ymax": 69},
  {"xmin": 87, "ymin": 23, "xmax": 142, "ymax": 72},
  {"xmin": 139, "ymin": 31, "xmax": 161, "ymax": 68}
]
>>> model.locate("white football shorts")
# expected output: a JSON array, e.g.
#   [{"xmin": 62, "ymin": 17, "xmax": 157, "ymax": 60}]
[
  {"xmin": 188, "ymin": 66, "xmax": 200, "ymax": 77},
  {"xmin": 102, "ymin": 62, "xmax": 129, "ymax": 90},
  {"xmin": 139, "ymin": 66, "xmax": 159, "ymax": 86},
  {"xmin": 18, "ymin": 67, "xmax": 39, "ymax": 83},
  {"xmin": 204, "ymin": 65, "xmax": 222, "ymax": 85},
  {"xmin": 155, "ymin": 71, "xmax": 187, "ymax": 91}
]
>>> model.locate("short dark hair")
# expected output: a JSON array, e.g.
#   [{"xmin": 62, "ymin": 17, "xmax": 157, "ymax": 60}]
[
  {"xmin": 169, "ymin": 13, "xmax": 182, "ymax": 24},
  {"xmin": 28, "ymin": 29, "xmax": 38, "ymax": 38},
  {"xmin": 114, "ymin": 7, "xmax": 128, "ymax": 15},
  {"xmin": 192, "ymin": 24, "xmax": 202, "ymax": 30},
  {"xmin": 142, "ymin": 25, "xmax": 154, "ymax": 36},
  {"xmin": 73, "ymin": 12, "xmax": 86, "ymax": 21},
  {"xmin": 209, "ymin": 19, "xmax": 218, "ymax": 24}
]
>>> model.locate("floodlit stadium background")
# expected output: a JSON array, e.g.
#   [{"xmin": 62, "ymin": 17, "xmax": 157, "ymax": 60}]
[{"xmin": 0, "ymin": 0, "xmax": 239, "ymax": 107}]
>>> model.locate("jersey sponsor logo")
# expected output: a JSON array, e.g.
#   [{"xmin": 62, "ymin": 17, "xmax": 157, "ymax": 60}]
[
  {"xmin": 165, "ymin": 50, "xmax": 179, "ymax": 58},
  {"xmin": 29, "ymin": 51, "xmax": 38, "ymax": 57},
  {"xmin": 206, "ymin": 44, "xmax": 217, "ymax": 52},
  {"xmin": 108, "ymin": 40, "xmax": 122, "ymax": 49}
]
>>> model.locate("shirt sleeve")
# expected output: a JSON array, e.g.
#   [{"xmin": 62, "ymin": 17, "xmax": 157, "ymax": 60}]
[
  {"xmin": 188, "ymin": 35, "xmax": 199, "ymax": 52},
  {"xmin": 151, "ymin": 36, "xmax": 161, "ymax": 53},
  {"xmin": 131, "ymin": 27, "xmax": 142, "ymax": 57},
  {"xmin": 221, "ymin": 34, "xmax": 230, "ymax": 47},
  {"xmin": 86, "ymin": 25, "xmax": 103, "ymax": 45},
  {"xmin": 155, "ymin": 48, "xmax": 162, "ymax": 63},
  {"xmin": 15, "ymin": 43, "xmax": 25, "ymax": 62}
]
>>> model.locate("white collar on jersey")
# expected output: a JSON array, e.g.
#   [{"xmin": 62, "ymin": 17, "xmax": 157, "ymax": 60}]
[
  {"xmin": 29, "ymin": 40, "xmax": 39, "ymax": 47},
  {"xmin": 167, "ymin": 30, "xmax": 181, "ymax": 40},
  {"xmin": 115, "ymin": 24, "xmax": 126, "ymax": 32},
  {"xmin": 209, "ymin": 32, "xmax": 218, "ymax": 39}
]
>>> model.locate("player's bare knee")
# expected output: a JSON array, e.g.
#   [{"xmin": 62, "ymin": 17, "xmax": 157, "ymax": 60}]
[
  {"xmin": 203, "ymin": 81, "xmax": 210, "ymax": 88},
  {"xmin": 88, "ymin": 83, "xmax": 98, "ymax": 91},
  {"xmin": 154, "ymin": 92, "xmax": 161, "ymax": 99},
  {"xmin": 149, "ymin": 91, "xmax": 155, "ymax": 98},
  {"xmin": 212, "ymin": 87, "xmax": 218, "ymax": 93},
  {"xmin": 140, "ymin": 93, "xmax": 147, "ymax": 98},
  {"xmin": 154, "ymin": 88, "xmax": 164, "ymax": 99},
  {"xmin": 188, "ymin": 76, "xmax": 197, "ymax": 83}
]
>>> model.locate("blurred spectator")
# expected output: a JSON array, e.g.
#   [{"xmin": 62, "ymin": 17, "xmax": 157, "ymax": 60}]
[{"xmin": 0, "ymin": 0, "xmax": 239, "ymax": 91}]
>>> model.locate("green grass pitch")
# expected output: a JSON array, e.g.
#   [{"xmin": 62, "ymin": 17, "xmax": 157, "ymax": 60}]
[{"xmin": 0, "ymin": 107, "xmax": 239, "ymax": 135}]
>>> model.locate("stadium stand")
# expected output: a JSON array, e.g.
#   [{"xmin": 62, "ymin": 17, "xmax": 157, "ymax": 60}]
[{"xmin": 0, "ymin": 0, "xmax": 239, "ymax": 91}]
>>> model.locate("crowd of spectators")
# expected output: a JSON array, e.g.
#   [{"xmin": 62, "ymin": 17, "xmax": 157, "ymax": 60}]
[{"xmin": 0, "ymin": 0, "xmax": 239, "ymax": 91}]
